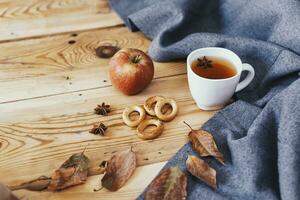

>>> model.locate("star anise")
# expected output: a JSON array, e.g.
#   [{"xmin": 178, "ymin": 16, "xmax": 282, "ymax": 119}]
[
  {"xmin": 197, "ymin": 56, "xmax": 213, "ymax": 69},
  {"xmin": 89, "ymin": 123, "xmax": 107, "ymax": 136},
  {"xmin": 94, "ymin": 103, "xmax": 111, "ymax": 116}
]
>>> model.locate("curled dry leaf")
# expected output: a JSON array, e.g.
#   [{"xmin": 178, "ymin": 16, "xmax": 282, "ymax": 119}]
[
  {"xmin": 7, "ymin": 146, "xmax": 108, "ymax": 192},
  {"xmin": 8, "ymin": 164, "xmax": 106, "ymax": 192},
  {"xmin": 186, "ymin": 155, "xmax": 217, "ymax": 189},
  {"xmin": 101, "ymin": 148, "xmax": 136, "ymax": 191},
  {"xmin": 184, "ymin": 122, "xmax": 225, "ymax": 165},
  {"xmin": 145, "ymin": 166, "xmax": 187, "ymax": 200},
  {"xmin": 48, "ymin": 149, "xmax": 90, "ymax": 191},
  {"xmin": 9, "ymin": 176, "xmax": 51, "ymax": 191},
  {"xmin": 0, "ymin": 183, "xmax": 20, "ymax": 200}
]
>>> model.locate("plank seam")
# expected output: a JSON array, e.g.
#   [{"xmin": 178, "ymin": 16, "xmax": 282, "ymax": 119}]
[{"xmin": 0, "ymin": 73, "xmax": 187, "ymax": 105}]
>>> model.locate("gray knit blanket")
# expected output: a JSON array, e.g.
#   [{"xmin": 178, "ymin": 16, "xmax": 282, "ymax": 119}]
[{"xmin": 109, "ymin": 0, "xmax": 300, "ymax": 199}]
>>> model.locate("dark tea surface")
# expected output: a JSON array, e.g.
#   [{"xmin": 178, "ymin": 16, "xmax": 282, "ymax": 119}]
[{"xmin": 191, "ymin": 56, "xmax": 236, "ymax": 79}]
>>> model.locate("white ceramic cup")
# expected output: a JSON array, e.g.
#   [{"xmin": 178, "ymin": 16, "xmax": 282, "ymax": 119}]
[{"xmin": 187, "ymin": 47, "xmax": 255, "ymax": 110}]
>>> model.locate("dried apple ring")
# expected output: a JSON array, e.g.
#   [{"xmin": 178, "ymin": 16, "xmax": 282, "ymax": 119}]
[
  {"xmin": 143, "ymin": 96, "xmax": 165, "ymax": 116},
  {"xmin": 154, "ymin": 98, "xmax": 178, "ymax": 121},
  {"xmin": 136, "ymin": 119, "xmax": 164, "ymax": 140},
  {"xmin": 122, "ymin": 105, "xmax": 146, "ymax": 127}
]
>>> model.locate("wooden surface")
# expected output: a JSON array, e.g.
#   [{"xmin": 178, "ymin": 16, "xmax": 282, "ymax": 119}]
[
  {"xmin": 0, "ymin": 1, "xmax": 215, "ymax": 199},
  {"xmin": 0, "ymin": 0, "xmax": 123, "ymax": 42}
]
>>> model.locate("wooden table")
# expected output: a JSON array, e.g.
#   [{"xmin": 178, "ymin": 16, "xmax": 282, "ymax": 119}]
[{"xmin": 0, "ymin": 1, "xmax": 215, "ymax": 199}]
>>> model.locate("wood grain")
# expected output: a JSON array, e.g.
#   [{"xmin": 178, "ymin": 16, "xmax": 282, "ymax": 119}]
[
  {"xmin": 0, "ymin": 74, "xmax": 215, "ymax": 187},
  {"xmin": 12, "ymin": 162, "xmax": 166, "ymax": 200},
  {"xmin": 0, "ymin": 26, "xmax": 185, "ymax": 103},
  {"xmin": 0, "ymin": 0, "xmax": 123, "ymax": 41},
  {"xmin": 0, "ymin": 6, "xmax": 218, "ymax": 199}
]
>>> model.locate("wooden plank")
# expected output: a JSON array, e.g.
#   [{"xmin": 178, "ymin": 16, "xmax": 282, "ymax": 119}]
[
  {"xmin": 0, "ymin": 75, "xmax": 215, "ymax": 186},
  {"xmin": 0, "ymin": 4, "xmax": 217, "ymax": 199},
  {"xmin": 0, "ymin": 26, "xmax": 186, "ymax": 103},
  {"xmin": 0, "ymin": 0, "xmax": 123, "ymax": 41},
  {"xmin": 12, "ymin": 162, "xmax": 166, "ymax": 200}
]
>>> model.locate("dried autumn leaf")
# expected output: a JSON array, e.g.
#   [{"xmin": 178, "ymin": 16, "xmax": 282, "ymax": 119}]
[
  {"xmin": 184, "ymin": 122, "xmax": 225, "ymax": 165},
  {"xmin": 0, "ymin": 183, "xmax": 20, "ymax": 200},
  {"xmin": 101, "ymin": 148, "xmax": 136, "ymax": 191},
  {"xmin": 186, "ymin": 155, "xmax": 217, "ymax": 189},
  {"xmin": 48, "ymin": 149, "xmax": 90, "ymax": 191},
  {"xmin": 9, "ymin": 165, "xmax": 106, "ymax": 192},
  {"xmin": 145, "ymin": 166, "xmax": 187, "ymax": 200},
  {"xmin": 9, "ymin": 176, "xmax": 51, "ymax": 191}
]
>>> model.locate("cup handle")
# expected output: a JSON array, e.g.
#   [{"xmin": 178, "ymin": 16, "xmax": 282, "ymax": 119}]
[{"xmin": 235, "ymin": 63, "xmax": 255, "ymax": 92}]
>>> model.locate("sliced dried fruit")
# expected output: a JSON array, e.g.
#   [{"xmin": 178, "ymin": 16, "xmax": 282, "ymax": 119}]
[
  {"xmin": 101, "ymin": 148, "xmax": 136, "ymax": 191},
  {"xmin": 136, "ymin": 119, "xmax": 164, "ymax": 140},
  {"xmin": 186, "ymin": 155, "xmax": 217, "ymax": 189},
  {"xmin": 154, "ymin": 97, "xmax": 178, "ymax": 122},
  {"xmin": 143, "ymin": 96, "xmax": 165, "ymax": 116},
  {"xmin": 145, "ymin": 166, "xmax": 187, "ymax": 200},
  {"xmin": 184, "ymin": 122, "xmax": 225, "ymax": 165},
  {"xmin": 122, "ymin": 105, "xmax": 146, "ymax": 127}
]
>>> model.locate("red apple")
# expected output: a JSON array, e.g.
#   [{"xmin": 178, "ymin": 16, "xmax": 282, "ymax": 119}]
[{"xmin": 109, "ymin": 48, "xmax": 154, "ymax": 95}]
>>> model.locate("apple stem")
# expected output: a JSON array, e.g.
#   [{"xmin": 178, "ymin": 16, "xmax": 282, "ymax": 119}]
[
  {"xmin": 131, "ymin": 55, "xmax": 141, "ymax": 64},
  {"xmin": 183, "ymin": 121, "xmax": 193, "ymax": 131}
]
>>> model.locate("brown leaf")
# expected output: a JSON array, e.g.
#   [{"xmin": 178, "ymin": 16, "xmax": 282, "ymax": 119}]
[
  {"xmin": 8, "ymin": 166, "xmax": 105, "ymax": 192},
  {"xmin": 48, "ymin": 148, "xmax": 90, "ymax": 191},
  {"xmin": 184, "ymin": 122, "xmax": 225, "ymax": 165},
  {"xmin": 101, "ymin": 148, "xmax": 136, "ymax": 191},
  {"xmin": 186, "ymin": 155, "xmax": 217, "ymax": 189},
  {"xmin": 0, "ymin": 183, "xmax": 20, "ymax": 200},
  {"xmin": 9, "ymin": 176, "xmax": 51, "ymax": 191},
  {"xmin": 145, "ymin": 166, "xmax": 187, "ymax": 200}
]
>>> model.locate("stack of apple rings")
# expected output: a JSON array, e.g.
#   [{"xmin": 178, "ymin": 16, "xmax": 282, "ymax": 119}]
[{"xmin": 122, "ymin": 96, "xmax": 178, "ymax": 140}]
